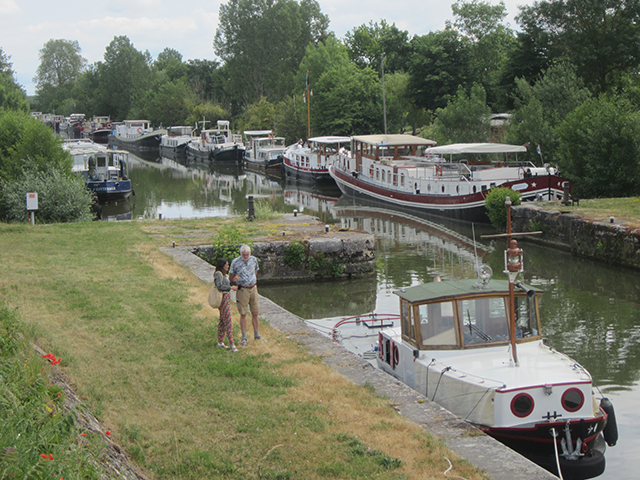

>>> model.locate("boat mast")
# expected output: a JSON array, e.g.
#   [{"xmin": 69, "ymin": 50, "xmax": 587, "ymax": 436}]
[
  {"xmin": 382, "ymin": 53, "xmax": 387, "ymax": 135},
  {"xmin": 505, "ymin": 197, "xmax": 519, "ymax": 366},
  {"xmin": 306, "ymin": 71, "xmax": 311, "ymax": 139}
]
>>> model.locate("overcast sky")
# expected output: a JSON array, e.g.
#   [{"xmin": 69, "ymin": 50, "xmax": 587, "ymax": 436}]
[{"xmin": 1, "ymin": 0, "xmax": 534, "ymax": 96}]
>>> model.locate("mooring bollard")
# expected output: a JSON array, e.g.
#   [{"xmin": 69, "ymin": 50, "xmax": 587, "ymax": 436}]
[
  {"xmin": 561, "ymin": 181, "xmax": 571, "ymax": 206},
  {"xmin": 247, "ymin": 195, "xmax": 255, "ymax": 220}
]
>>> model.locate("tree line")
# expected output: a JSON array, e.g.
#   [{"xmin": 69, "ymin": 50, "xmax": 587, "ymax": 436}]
[{"xmin": 3, "ymin": 0, "xmax": 640, "ymax": 201}]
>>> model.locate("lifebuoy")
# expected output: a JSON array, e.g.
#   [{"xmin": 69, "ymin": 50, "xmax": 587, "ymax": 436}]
[
  {"xmin": 106, "ymin": 122, "xmax": 112, "ymax": 129},
  {"xmin": 436, "ymin": 165, "xmax": 443, "ymax": 176},
  {"xmin": 137, "ymin": 127, "xmax": 143, "ymax": 134},
  {"xmin": 392, "ymin": 343, "xmax": 399, "ymax": 370}
]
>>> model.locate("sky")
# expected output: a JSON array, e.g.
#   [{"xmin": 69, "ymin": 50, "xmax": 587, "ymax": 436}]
[{"xmin": 1, "ymin": 0, "xmax": 535, "ymax": 96}]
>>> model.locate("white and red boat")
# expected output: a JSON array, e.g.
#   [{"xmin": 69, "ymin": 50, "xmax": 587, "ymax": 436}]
[
  {"xmin": 374, "ymin": 204, "xmax": 617, "ymax": 479},
  {"xmin": 329, "ymin": 136, "xmax": 571, "ymax": 222},
  {"xmin": 283, "ymin": 136, "xmax": 351, "ymax": 183}
]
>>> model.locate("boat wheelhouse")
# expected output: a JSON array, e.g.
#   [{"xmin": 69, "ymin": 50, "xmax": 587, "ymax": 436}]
[
  {"xmin": 243, "ymin": 130, "xmax": 286, "ymax": 170},
  {"xmin": 283, "ymin": 136, "xmax": 351, "ymax": 183},
  {"xmin": 159, "ymin": 126, "xmax": 196, "ymax": 159},
  {"xmin": 65, "ymin": 141, "xmax": 132, "ymax": 202},
  {"xmin": 186, "ymin": 120, "xmax": 244, "ymax": 162}
]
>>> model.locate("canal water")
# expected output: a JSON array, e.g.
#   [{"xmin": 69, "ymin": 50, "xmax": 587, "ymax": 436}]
[{"xmin": 119, "ymin": 152, "xmax": 637, "ymax": 480}]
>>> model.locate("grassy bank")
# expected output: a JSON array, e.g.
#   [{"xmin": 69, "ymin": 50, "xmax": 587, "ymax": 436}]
[
  {"xmin": 536, "ymin": 197, "xmax": 640, "ymax": 228},
  {"xmin": 0, "ymin": 218, "xmax": 488, "ymax": 480}
]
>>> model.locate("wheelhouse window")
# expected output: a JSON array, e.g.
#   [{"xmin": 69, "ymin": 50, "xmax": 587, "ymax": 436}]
[
  {"xmin": 401, "ymin": 301, "xmax": 414, "ymax": 341},
  {"xmin": 515, "ymin": 295, "xmax": 539, "ymax": 338},
  {"xmin": 459, "ymin": 297, "xmax": 509, "ymax": 345},
  {"xmin": 418, "ymin": 301, "xmax": 456, "ymax": 346}
]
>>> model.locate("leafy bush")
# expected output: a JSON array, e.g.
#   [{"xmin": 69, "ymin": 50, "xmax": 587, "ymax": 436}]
[
  {"xmin": 485, "ymin": 187, "xmax": 521, "ymax": 228},
  {"xmin": 1, "ymin": 165, "xmax": 94, "ymax": 223},
  {"xmin": 284, "ymin": 241, "xmax": 306, "ymax": 268},
  {"xmin": 208, "ymin": 224, "xmax": 251, "ymax": 265}
]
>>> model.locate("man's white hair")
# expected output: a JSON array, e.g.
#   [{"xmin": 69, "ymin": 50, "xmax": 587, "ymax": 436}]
[{"xmin": 240, "ymin": 244, "xmax": 251, "ymax": 254}]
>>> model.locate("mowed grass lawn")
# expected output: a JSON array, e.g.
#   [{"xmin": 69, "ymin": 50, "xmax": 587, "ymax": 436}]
[{"xmin": 0, "ymin": 218, "xmax": 488, "ymax": 480}]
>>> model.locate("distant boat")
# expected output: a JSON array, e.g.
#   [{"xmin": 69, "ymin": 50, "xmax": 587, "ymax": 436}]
[
  {"xmin": 186, "ymin": 120, "xmax": 244, "ymax": 162},
  {"xmin": 243, "ymin": 130, "xmax": 285, "ymax": 171},
  {"xmin": 330, "ymin": 137, "xmax": 571, "ymax": 222},
  {"xmin": 108, "ymin": 120, "xmax": 166, "ymax": 154},
  {"xmin": 282, "ymin": 136, "xmax": 350, "ymax": 183},
  {"xmin": 88, "ymin": 116, "xmax": 112, "ymax": 144},
  {"xmin": 64, "ymin": 140, "xmax": 133, "ymax": 202},
  {"xmin": 159, "ymin": 126, "xmax": 196, "ymax": 159}
]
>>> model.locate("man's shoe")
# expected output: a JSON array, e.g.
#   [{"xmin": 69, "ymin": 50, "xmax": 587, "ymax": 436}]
[{"xmin": 240, "ymin": 338, "xmax": 247, "ymax": 346}]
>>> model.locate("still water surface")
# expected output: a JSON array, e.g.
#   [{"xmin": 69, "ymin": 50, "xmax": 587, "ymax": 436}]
[{"xmin": 122, "ymin": 153, "xmax": 637, "ymax": 480}]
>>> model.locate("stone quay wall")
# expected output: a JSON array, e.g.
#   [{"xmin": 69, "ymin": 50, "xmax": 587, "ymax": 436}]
[
  {"xmin": 512, "ymin": 204, "xmax": 640, "ymax": 269},
  {"xmin": 191, "ymin": 233, "xmax": 377, "ymax": 284}
]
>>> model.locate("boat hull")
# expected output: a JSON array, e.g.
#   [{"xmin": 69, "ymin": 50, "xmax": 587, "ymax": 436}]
[
  {"xmin": 108, "ymin": 130, "xmax": 165, "ymax": 153},
  {"xmin": 87, "ymin": 178, "xmax": 132, "ymax": 203},
  {"xmin": 329, "ymin": 165, "xmax": 566, "ymax": 222},
  {"xmin": 283, "ymin": 161, "xmax": 334, "ymax": 184}
]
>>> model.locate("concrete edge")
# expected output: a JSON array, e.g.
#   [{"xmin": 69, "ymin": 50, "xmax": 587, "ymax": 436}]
[{"xmin": 161, "ymin": 246, "xmax": 557, "ymax": 480}]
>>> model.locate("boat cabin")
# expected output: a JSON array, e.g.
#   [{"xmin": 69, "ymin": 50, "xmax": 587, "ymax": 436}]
[{"xmin": 392, "ymin": 279, "xmax": 542, "ymax": 351}]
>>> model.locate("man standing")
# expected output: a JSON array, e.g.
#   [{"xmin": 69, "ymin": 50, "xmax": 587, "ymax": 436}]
[{"xmin": 229, "ymin": 244, "xmax": 262, "ymax": 345}]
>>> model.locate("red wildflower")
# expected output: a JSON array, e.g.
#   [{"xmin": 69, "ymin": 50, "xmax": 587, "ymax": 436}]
[
  {"xmin": 41, "ymin": 454, "xmax": 48, "ymax": 459},
  {"xmin": 105, "ymin": 431, "xmax": 111, "ymax": 436},
  {"xmin": 81, "ymin": 433, "xmax": 86, "ymax": 437},
  {"xmin": 49, "ymin": 454, "xmax": 54, "ymax": 460}
]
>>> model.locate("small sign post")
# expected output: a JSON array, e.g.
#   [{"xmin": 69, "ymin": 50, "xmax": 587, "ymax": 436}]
[{"xmin": 26, "ymin": 192, "xmax": 38, "ymax": 225}]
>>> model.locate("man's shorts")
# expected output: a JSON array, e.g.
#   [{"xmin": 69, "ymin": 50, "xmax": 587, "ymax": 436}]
[{"xmin": 236, "ymin": 285, "xmax": 259, "ymax": 315}]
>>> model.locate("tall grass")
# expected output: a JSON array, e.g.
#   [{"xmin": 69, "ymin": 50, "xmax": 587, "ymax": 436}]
[
  {"xmin": 0, "ymin": 218, "xmax": 487, "ymax": 480},
  {"xmin": 0, "ymin": 304, "xmax": 103, "ymax": 479}
]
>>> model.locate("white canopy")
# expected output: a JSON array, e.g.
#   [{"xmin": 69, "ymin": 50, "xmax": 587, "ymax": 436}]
[
  {"xmin": 425, "ymin": 143, "xmax": 527, "ymax": 154},
  {"xmin": 244, "ymin": 130, "xmax": 273, "ymax": 136},
  {"xmin": 308, "ymin": 136, "xmax": 351, "ymax": 144}
]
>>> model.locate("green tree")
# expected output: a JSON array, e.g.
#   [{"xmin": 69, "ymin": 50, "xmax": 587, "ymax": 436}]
[
  {"xmin": 214, "ymin": 0, "xmax": 329, "ymax": 106},
  {"xmin": 33, "ymin": 39, "xmax": 87, "ymax": 114},
  {"xmin": 450, "ymin": 0, "xmax": 517, "ymax": 109},
  {"xmin": 185, "ymin": 103, "xmax": 230, "ymax": 132},
  {"xmin": 557, "ymin": 95, "xmax": 640, "ymax": 198},
  {"xmin": 407, "ymin": 29, "xmax": 470, "ymax": 112},
  {"xmin": 154, "ymin": 47, "xmax": 188, "ymax": 81},
  {"xmin": 186, "ymin": 59, "xmax": 226, "ymax": 103},
  {"xmin": 507, "ymin": 61, "xmax": 591, "ymax": 165},
  {"xmin": 237, "ymin": 97, "xmax": 277, "ymax": 132},
  {"xmin": 95, "ymin": 36, "xmax": 152, "ymax": 120},
  {"xmin": 516, "ymin": 0, "xmax": 640, "ymax": 94},
  {"xmin": 0, "ymin": 111, "xmax": 71, "ymax": 182},
  {"xmin": 142, "ymin": 78, "xmax": 192, "ymax": 127},
  {"xmin": 0, "ymin": 48, "xmax": 29, "ymax": 113},
  {"xmin": 273, "ymin": 95, "xmax": 307, "ymax": 144},
  {"xmin": 429, "ymin": 83, "xmax": 491, "ymax": 145},
  {"xmin": 344, "ymin": 20, "xmax": 411, "ymax": 74}
]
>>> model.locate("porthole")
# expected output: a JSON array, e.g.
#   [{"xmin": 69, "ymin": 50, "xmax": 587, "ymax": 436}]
[
  {"xmin": 562, "ymin": 388, "xmax": 584, "ymax": 412},
  {"xmin": 511, "ymin": 393, "xmax": 534, "ymax": 418}
]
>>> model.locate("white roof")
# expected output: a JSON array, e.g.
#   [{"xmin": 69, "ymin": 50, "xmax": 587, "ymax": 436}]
[
  {"xmin": 244, "ymin": 130, "xmax": 273, "ymax": 136},
  {"xmin": 308, "ymin": 136, "xmax": 351, "ymax": 144},
  {"xmin": 351, "ymin": 134, "xmax": 436, "ymax": 147},
  {"xmin": 426, "ymin": 143, "xmax": 527, "ymax": 154}
]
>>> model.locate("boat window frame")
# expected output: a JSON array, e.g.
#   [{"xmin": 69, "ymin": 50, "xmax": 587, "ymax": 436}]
[{"xmin": 400, "ymin": 291, "xmax": 542, "ymax": 350}]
